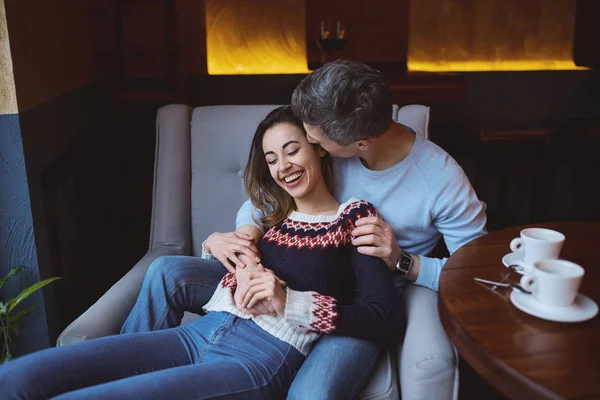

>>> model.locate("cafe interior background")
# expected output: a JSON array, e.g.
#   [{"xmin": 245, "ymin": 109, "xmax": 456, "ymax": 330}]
[{"xmin": 0, "ymin": 0, "xmax": 598, "ymax": 396}]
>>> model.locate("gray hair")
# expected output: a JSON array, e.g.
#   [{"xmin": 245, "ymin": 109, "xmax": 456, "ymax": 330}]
[{"xmin": 291, "ymin": 59, "xmax": 392, "ymax": 146}]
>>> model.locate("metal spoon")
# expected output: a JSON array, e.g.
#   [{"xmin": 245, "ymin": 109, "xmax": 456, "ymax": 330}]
[{"xmin": 473, "ymin": 277, "xmax": 532, "ymax": 294}]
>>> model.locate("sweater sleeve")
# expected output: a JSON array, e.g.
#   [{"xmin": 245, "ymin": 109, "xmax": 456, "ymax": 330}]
[
  {"xmin": 284, "ymin": 202, "xmax": 403, "ymax": 345},
  {"xmin": 200, "ymin": 240, "xmax": 216, "ymax": 260},
  {"xmin": 415, "ymin": 159, "xmax": 487, "ymax": 291}
]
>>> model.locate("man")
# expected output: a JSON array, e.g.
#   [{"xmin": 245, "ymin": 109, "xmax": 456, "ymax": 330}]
[{"xmin": 122, "ymin": 60, "xmax": 487, "ymax": 399}]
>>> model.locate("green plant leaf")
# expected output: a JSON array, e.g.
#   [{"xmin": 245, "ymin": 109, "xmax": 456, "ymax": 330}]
[
  {"xmin": 0, "ymin": 301, "xmax": 6, "ymax": 314},
  {"xmin": 0, "ymin": 266, "xmax": 25, "ymax": 291},
  {"xmin": 6, "ymin": 277, "xmax": 61, "ymax": 313},
  {"xmin": 8, "ymin": 306, "xmax": 37, "ymax": 323}
]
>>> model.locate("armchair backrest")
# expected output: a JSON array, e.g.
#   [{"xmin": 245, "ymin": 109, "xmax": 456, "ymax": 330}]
[
  {"xmin": 190, "ymin": 105, "xmax": 280, "ymax": 255},
  {"xmin": 150, "ymin": 104, "xmax": 431, "ymax": 256}
]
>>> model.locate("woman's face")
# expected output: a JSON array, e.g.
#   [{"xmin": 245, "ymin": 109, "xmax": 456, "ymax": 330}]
[{"xmin": 262, "ymin": 122, "xmax": 324, "ymax": 201}]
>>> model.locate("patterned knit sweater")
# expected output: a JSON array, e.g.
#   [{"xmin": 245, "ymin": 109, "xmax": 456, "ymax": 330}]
[{"xmin": 203, "ymin": 198, "xmax": 403, "ymax": 355}]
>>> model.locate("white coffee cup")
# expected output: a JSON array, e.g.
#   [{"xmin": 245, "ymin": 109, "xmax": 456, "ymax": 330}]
[
  {"xmin": 520, "ymin": 259, "xmax": 584, "ymax": 307},
  {"xmin": 509, "ymin": 228, "xmax": 565, "ymax": 267}
]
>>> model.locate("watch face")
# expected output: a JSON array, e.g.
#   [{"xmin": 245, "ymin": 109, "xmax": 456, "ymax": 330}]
[{"xmin": 397, "ymin": 252, "xmax": 412, "ymax": 274}]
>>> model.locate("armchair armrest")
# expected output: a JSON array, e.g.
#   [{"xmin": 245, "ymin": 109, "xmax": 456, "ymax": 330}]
[
  {"xmin": 398, "ymin": 285, "xmax": 459, "ymax": 400},
  {"xmin": 57, "ymin": 104, "xmax": 193, "ymax": 346},
  {"xmin": 57, "ymin": 246, "xmax": 184, "ymax": 346}
]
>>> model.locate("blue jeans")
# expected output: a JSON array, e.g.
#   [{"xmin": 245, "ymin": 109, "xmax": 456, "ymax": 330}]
[
  {"xmin": 0, "ymin": 312, "xmax": 304, "ymax": 399},
  {"xmin": 123, "ymin": 256, "xmax": 399, "ymax": 399},
  {"xmin": 122, "ymin": 256, "xmax": 228, "ymax": 331}
]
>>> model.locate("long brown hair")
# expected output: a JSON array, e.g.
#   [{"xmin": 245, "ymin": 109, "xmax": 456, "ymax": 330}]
[{"xmin": 244, "ymin": 106, "xmax": 335, "ymax": 228}]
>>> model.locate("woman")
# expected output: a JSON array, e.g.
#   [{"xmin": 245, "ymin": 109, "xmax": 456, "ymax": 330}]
[{"xmin": 0, "ymin": 106, "xmax": 402, "ymax": 400}]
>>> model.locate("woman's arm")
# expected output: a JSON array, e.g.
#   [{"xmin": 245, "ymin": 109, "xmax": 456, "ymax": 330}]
[
  {"xmin": 283, "ymin": 248, "xmax": 403, "ymax": 345},
  {"xmin": 242, "ymin": 257, "xmax": 402, "ymax": 345}
]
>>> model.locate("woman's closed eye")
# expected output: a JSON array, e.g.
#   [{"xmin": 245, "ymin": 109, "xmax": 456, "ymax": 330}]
[{"xmin": 266, "ymin": 148, "xmax": 299, "ymax": 164}]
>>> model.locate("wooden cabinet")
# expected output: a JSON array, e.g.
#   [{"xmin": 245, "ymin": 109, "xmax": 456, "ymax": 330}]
[{"xmin": 102, "ymin": 0, "xmax": 181, "ymax": 102}]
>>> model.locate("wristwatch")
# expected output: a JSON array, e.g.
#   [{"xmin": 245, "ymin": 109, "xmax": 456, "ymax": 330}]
[{"xmin": 395, "ymin": 250, "xmax": 413, "ymax": 275}]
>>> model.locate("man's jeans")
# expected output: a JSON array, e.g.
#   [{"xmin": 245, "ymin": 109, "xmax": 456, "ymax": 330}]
[
  {"xmin": 0, "ymin": 312, "xmax": 304, "ymax": 400},
  {"xmin": 122, "ymin": 256, "xmax": 391, "ymax": 399}
]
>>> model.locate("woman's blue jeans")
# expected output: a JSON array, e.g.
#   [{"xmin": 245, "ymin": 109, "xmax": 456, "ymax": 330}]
[
  {"xmin": 121, "ymin": 256, "xmax": 391, "ymax": 399},
  {"xmin": 0, "ymin": 312, "xmax": 304, "ymax": 399}
]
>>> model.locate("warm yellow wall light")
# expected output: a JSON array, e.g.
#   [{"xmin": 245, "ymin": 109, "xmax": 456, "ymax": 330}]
[
  {"xmin": 206, "ymin": 0, "xmax": 309, "ymax": 75},
  {"xmin": 408, "ymin": 60, "xmax": 588, "ymax": 72},
  {"xmin": 408, "ymin": 0, "xmax": 585, "ymax": 72},
  {"xmin": 205, "ymin": 0, "xmax": 587, "ymax": 74}
]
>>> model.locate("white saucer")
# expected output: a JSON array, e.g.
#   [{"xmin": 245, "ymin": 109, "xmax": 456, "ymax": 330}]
[
  {"xmin": 510, "ymin": 290, "xmax": 599, "ymax": 323},
  {"xmin": 501, "ymin": 252, "xmax": 531, "ymax": 274}
]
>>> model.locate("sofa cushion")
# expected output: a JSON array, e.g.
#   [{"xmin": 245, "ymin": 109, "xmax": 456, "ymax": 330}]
[{"xmin": 190, "ymin": 105, "xmax": 280, "ymax": 256}]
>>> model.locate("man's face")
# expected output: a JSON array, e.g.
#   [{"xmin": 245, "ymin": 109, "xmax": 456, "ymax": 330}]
[{"xmin": 303, "ymin": 123, "xmax": 359, "ymax": 158}]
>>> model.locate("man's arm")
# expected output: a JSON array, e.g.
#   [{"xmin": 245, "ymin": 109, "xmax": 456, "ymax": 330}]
[
  {"xmin": 351, "ymin": 169, "xmax": 487, "ymax": 292},
  {"xmin": 203, "ymin": 199, "xmax": 267, "ymax": 271},
  {"xmin": 416, "ymin": 175, "xmax": 487, "ymax": 291},
  {"xmin": 236, "ymin": 199, "xmax": 265, "ymax": 233}
]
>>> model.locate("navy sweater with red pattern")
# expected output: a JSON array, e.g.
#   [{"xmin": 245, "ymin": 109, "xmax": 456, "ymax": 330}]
[
  {"xmin": 203, "ymin": 198, "xmax": 403, "ymax": 352},
  {"xmin": 260, "ymin": 198, "xmax": 403, "ymax": 345}
]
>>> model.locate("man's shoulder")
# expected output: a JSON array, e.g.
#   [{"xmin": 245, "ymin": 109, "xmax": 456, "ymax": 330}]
[
  {"xmin": 414, "ymin": 138, "xmax": 465, "ymax": 180},
  {"xmin": 331, "ymin": 138, "xmax": 466, "ymax": 183}
]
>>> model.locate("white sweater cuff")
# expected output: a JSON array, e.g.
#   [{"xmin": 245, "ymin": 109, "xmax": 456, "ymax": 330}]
[
  {"xmin": 284, "ymin": 289, "xmax": 313, "ymax": 328},
  {"xmin": 201, "ymin": 240, "xmax": 215, "ymax": 260}
]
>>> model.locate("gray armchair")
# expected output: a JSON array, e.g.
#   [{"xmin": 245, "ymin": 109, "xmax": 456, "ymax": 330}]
[{"xmin": 58, "ymin": 104, "xmax": 458, "ymax": 400}]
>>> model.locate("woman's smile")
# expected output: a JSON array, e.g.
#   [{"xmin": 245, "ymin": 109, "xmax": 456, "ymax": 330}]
[{"xmin": 281, "ymin": 171, "xmax": 305, "ymax": 187}]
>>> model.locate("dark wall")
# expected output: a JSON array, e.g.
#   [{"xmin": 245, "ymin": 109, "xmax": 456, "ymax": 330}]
[
  {"xmin": 17, "ymin": 86, "xmax": 114, "ymax": 338},
  {"xmin": 434, "ymin": 70, "xmax": 600, "ymax": 132},
  {"xmin": 4, "ymin": 0, "xmax": 116, "ymax": 347},
  {"xmin": 428, "ymin": 70, "xmax": 600, "ymax": 231}
]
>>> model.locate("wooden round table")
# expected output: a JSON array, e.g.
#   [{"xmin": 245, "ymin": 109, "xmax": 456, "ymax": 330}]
[{"xmin": 439, "ymin": 222, "xmax": 600, "ymax": 400}]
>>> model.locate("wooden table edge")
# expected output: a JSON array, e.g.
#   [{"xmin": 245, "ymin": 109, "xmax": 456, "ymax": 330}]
[{"xmin": 438, "ymin": 289, "xmax": 567, "ymax": 400}]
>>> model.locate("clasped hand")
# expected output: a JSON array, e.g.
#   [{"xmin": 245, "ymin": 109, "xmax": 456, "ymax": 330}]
[
  {"xmin": 234, "ymin": 254, "xmax": 286, "ymax": 317},
  {"xmin": 206, "ymin": 215, "xmax": 400, "ymax": 316},
  {"xmin": 204, "ymin": 231, "xmax": 285, "ymax": 316}
]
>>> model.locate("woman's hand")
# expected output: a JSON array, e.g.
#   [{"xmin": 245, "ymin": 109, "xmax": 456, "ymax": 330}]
[
  {"xmin": 241, "ymin": 270, "xmax": 287, "ymax": 317},
  {"xmin": 235, "ymin": 261, "xmax": 274, "ymax": 316},
  {"xmin": 234, "ymin": 255, "xmax": 286, "ymax": 316},
  {"xmin": 351, "ymin": 216, "xmax": 401, "ymax": 272},
  {"xmin": 205, "ymin": 231, "xmax": 261, "ymax": 273}
]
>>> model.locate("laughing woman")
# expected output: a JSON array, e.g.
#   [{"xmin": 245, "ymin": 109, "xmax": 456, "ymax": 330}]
[{"xmin": 0, "ymin": 106, "xmax": 403, "ymax": 400}]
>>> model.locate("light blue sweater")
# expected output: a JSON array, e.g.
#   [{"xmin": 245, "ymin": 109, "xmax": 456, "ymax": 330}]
[{"xmin": 236, "ymin": 132, "xmax": 487, "ymax": 291}]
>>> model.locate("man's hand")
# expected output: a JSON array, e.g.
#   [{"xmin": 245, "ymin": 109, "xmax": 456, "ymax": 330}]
[
  {"xmin": 241, "ymin": 270, "xmax": 287, "ymax": 317},
  {"xmin": 351, "ymin": 216, "xmax": 401, "ymax": 272},
  {"xmin": 205, "ymin": 231, "xmax": 261, "ymax": 273}
]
